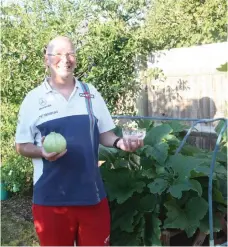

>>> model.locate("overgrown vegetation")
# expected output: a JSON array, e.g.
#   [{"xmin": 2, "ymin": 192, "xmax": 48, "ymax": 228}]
[
  {"xmin": 1, "ymin": 1, "xmax": 153, "ymax": 191},
  {"xmin": 144, "ymin": 0, "xmax": 227, "ymax": 50},
  {"xmin": 0, "ymin": 2, "xmax": 227, "ymax": 244},
  {"xmin": 99, "ymin": 120, "xmax": 227, "ymax": 245}
]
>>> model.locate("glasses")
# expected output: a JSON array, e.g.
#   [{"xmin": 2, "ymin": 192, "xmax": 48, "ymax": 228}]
[{"xmin": 47, "ymin": 52, "xmax": 76, "ymax": 58}]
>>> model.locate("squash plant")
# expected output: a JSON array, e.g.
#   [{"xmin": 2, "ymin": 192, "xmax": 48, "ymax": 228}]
[{"xmin": 99, "ymin": 120, "xmax": 227, "ymax": 246}]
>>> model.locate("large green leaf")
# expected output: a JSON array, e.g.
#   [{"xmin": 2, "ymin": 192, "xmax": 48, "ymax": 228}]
[
  {"xmin": 144, "ymin": 143, "xmax": 169, "ymax": 165},
  {"xmin": 166, "ymin": 154, "xmax": 205, "ymax": 181},
  {"xmin": 141, "ymin": 168, "xmax": 157, "ymax": 179},
  {"xmin": 143, "ymin": 146, "xmax": 152, "ymax": 158},
  {"xmin": 139, "ymin": 194, "xmax": 157, "ymax": 212},
  {"xmin": 144, "ymin": 213, "xmax": 162, "ymax": 246},
  {"xmin": 213, "ymin": 188, "xmax": 227, "ymax": 205},
  {"xmin": 164, "ymin": 197, "xmax": 208, "ymax": 237},
  {"xmin": 193, "ymin": 164, "xmax": 211, "ymax": 177},
  {"xmin": 136, "ymin": 119, "xmax": 154, "ymax": 131},
  {"xmin": 134, "ymin": 212, "xmax": 145, "ymax": 229},
  {"xmin": 144, "ymin": 124, "xmax": 173, "ymax": 146},
  {"xmin": 215, "ymin": 120, "xmax": 227, "ymax": 144},
  {"xmin": 168, "ymin": 179, "xmax": 202, "ymax": 199},
  {"xmin": 189, "ymin": 179, "xmax": 202, "ymax": 196},
  {"xmin": 167, "ymin": 120, "xmax": 188, "ymax": 133},
  {"xmin": 184, "ymin": 197, "xmax": 209, "ymax": 237},
  {"xmin": 111, "ymin": 214, "xmax": 145, "ymax": 246},
  {"xmin": 110, "ymin": 198, "xmax": 144, "ymax": 238},
  {"xmin": 111, "ymin": 225, "xmax": 143, "ymax": 246},
  {"xmin": 185, "ymin": 197, "xmax": 208, "ymax": 221},
  {"xmin": 140, "ymin": 156, "xmax": 156, "ymax": 169},
  {"xmin": 214, "ymin": 164, "xmax": 227, "ymax": 180},
  {"xmin": 199, "ymin": 212, "xmax": 223, "ymax": 234},
  {"xmin": 190, "ymin": 162, "xmax": 227, "ymax": 188},
  {"xmin": 164, "ymin": 200, "xmax": 188, "ymax": 229},
  {"xmin": 165, "ymin": 134, "xmax": 180, "ymax": 146},
  {"xmin": 115, "ymin": 181, "xmax": 145, "ymax": 204},
  {"xmin": 180, "ymin": 144, "xmax": 203, "ymax": 156},
  {"xmin": 103, "ymin": 168, "xmax": 146, "ymax": 204},
  {"xmin": 98, "ymin": 145, "xmax": 118, "ymax": 163},
  {"xmin": 151, "ymin": 214, "xmax": 162, "ymax": 246},
  {"xmin": 216, "ymin": 151, "xmax": 227, "ymax": 163},
  {"xmin": 192, "ymin": 160, "xmax": 227, "ymax": 181},
  {"xmin": 148, "ymin": 178, "xmax": 169, "ymax": 195},
  {"xmin": 167, "ymin": 183, "xmax": 191, "ymax": 199},
  {"xmin": 129, "ymin": 153, "xmax": 141, "ymax": 169},
  {"xmin": 185, "ymin": 223, "xmax": 200, "ymax": 238},
  {"xmin": 112, "ymin": 209, "xmax": 138, "ymax": 232}
]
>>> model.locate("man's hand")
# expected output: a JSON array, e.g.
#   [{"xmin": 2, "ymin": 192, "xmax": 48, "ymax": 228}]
[
  {"xmin": 41, "ymin": 136, "xmax": 67, "ymax": 162},
  {"xmin": 116, "ymin": 137, "xmax": 144, "ymax": 152},
  {"xmin": 99, "ymin": 130, "xmax": 144, "ymax": 152}
]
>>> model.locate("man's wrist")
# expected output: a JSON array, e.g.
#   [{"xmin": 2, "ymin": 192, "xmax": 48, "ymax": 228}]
[
  {"xmin": 32, "ymin": 146, "xmax": 44, "ymax": 158},
  {"xmin": 113, "ymin": 137, "xmax": 122, "ymax": 149},
  {"xmin": 39, "ymin": 147, "xmax": 44, "ymax": 158}
]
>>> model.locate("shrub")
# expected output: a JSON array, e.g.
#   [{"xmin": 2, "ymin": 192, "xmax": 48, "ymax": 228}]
[{"xmin": 99, "ymin": 120, "xmax": 227, "ymax": 245}]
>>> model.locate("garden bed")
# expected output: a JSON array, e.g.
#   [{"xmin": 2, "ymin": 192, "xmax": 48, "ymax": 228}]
[
  {"xmin": 1, "ymin": 195, "xmax": 227, "ymax": 246},
  {"xmin": 1, "ymin": 195, "xmax": 38, "ymax": 246}
]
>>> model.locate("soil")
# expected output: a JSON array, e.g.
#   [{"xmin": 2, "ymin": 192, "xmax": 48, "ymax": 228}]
[
  {"xmin": 1, "ymin": 195, "xmax": 38, "ymax": 246},
  {"xmin": 1, "ymin": 195, "xmax": 33, "ymax": 222}
]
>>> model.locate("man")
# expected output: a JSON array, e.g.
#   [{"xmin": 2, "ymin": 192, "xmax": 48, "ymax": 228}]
[{"xmin": 15, "ymin": 36, "xmax": 143, "ymax": 246}]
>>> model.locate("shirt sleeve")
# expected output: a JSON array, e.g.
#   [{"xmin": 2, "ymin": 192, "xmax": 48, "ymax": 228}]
[
  {"xmin": 90, "ymin": 85, "xmax": 116, "ymax": 134},
  {"xmin": 15, "ymin": 94, "xmax": 35, "ymax": 144}
]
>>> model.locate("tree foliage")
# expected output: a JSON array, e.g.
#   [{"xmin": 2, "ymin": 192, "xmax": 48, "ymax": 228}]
[
  {"xmin": 0, "ymin": 0, "xmax": 152, "ymax": 193},
  {"xmin": 144, "ymin": 0, "xmax": 227, "ymax": 49}
]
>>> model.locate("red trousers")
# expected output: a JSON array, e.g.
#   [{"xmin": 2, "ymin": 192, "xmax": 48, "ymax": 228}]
[{"xmin": 32, "ymin": 198, "xmax": 110, "ymax": 246}]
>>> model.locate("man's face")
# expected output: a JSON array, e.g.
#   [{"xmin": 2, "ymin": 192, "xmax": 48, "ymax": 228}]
[{"xmin": 46, "ymin": 39, "xmax": 76, "ymax": 79}]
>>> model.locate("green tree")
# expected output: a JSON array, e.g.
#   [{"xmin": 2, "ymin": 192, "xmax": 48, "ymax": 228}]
[
  {"xmin": 0, "ymin": 0, "xmax": 152, "ymax": 193},
  {"xmin": 1, "ymin": 0, "xmax": 87, "ymax": 193},
  {"xmin": 144, "ymin": 0, "xmax": 227, "ymax": 49}
]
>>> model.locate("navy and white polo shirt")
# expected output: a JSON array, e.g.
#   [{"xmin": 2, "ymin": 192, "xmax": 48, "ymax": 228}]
[{"xmin": 15, "ymin": 78, "xmax": 115, "ymax": 206}]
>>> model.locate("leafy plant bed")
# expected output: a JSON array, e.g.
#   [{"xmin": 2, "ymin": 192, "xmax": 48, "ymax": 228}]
[{"xmin": 99, "ymin": 119, "xmax": 227, "ymax": 246}]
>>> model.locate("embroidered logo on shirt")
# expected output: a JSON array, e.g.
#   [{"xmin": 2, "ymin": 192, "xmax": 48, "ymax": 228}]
[
  {"xmin": 39, "ymin": 104, "xmax": 52, "ymax": 111},
  {"xmin": 39, "ymin": 98, "xmax": 47, "ymax": 106},
  {"xmin": 39, "ymin": 110, "xmax": 58, "ymax": 119},
  {"xmin": 79, "ymin": 92, "xmax": 94, "ymax": 99}
]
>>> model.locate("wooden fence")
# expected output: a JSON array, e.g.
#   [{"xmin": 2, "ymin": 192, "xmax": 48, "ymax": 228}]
[{"xmin": 136, "ymin": 42, "xmax": 228, "ymax": 150}]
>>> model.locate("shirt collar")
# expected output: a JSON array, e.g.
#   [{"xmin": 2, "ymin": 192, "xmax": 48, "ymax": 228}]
[
  {"xmin": 42, "ymin": 77, "xmax": 79, "ymax": 94},
  {"xmin": 42, "ymin": 77, "xmax": 52, "ymax": 93}
]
